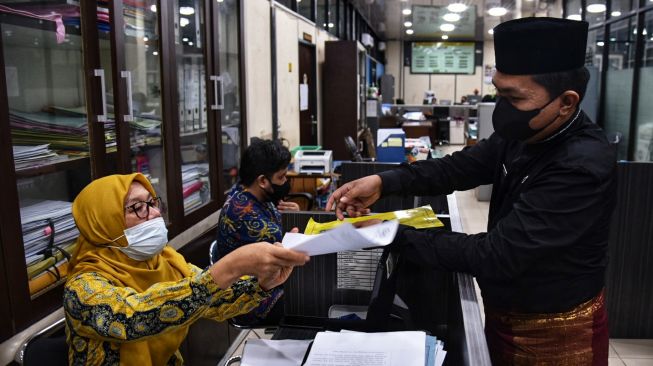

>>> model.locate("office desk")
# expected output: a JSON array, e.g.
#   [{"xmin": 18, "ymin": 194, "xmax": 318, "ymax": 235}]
[
  {"xmin": 287, "ymin": 172, "xmax": 339, "ymax": 210},
  {"xmin": 218, "ymin": 192, "xmax": 491, "ymax": 366},
  {"xmin": 401, "ymin": 121, "xmax": 435, "ymax": 140}
]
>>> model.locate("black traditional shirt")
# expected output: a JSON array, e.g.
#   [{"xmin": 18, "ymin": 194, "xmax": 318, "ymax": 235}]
[{"xmin": 379, "ymin": 110, "xmax": 617, "ymax": 313}]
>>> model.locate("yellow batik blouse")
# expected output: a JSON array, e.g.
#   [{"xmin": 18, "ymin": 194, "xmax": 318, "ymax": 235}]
[{"xmin": 63, "ymin": 263, "xmax": 270, "ymax": 366}]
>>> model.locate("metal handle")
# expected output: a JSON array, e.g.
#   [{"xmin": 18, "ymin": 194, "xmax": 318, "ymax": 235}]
[
  {"xmin": 121, "ymin": 70, "xmax": 134, "ymax": 122},
  {"xmin": 94, "ymin": 69, "xmax": 108, "ymax": 122},
  {"xmin": 210, "ymin": 75, "xmax": 224, "ymax": 110},
  {"xmin": 224, "ymin": 355, "xmax": 241, "ymax": 365}
]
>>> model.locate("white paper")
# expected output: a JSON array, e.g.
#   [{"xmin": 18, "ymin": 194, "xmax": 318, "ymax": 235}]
[
  {"xmin": 300, "ymin": 83, "xmax": 309, "ymax": 111},
  {"xmin": 366, "ymin": 100, "xmax": 378, "ymax": 117},
  {"xmin": 304, "ymin": 331, "xmax": 426, "ymax": 366},
  {"xmin": 282, "ymin": 220, "xmax": 399, "ymax": 257},
  {"xmin": 241, "ymin": 339, "xmax": 312, "ymax": 366},
  {"xmin": 377, "ymin": 128, "xmax": 404, "ymax": 147}
]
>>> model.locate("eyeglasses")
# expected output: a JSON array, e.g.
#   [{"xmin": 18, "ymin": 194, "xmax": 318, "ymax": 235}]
[{"xmin": 124, "ymin": 197, "xmax": 164, "ymax": 219}]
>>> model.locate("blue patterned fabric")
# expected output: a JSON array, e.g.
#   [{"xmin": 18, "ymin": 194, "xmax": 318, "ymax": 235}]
[
  {"xmin": 214, "ymin": 184, "xmax": 283, "ymax": 260},
  {"xmin": 214, "ymin": 184, "xmax": 284, "ymax": 321}
]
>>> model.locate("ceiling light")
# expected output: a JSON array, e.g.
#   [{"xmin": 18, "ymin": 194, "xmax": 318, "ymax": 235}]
[
  {"xmin": 442, "ymin": 35, "xmax": 449, "ymax": 40},
  {"xmin": 488, "ymin": 7, "xmax": 508, "ymax": 16},
  {"xmin": 443, "ymin": 13, "xmax": 461, "ymax": 22},
  {"xmin": 644, "ymin": 28, "xmax": 648, "ymax": 35},
  {"xmin": 180, "ymin": 6, "xmax": 195, "ymax": 15},
  {"xmin": 447, "ymin": 3, "xmax": 468, "ymax": 12},
  {"xmin": 402, "ymin": 8, "xmax": 412, "ymax": 15},
  {"xmin": 440, "ymin": 23, "xmax": 455, "ymax": 32},
  {"xmin": 143, "ymin": 36, "xmax": 149, "ymax": 42},
  {"xmin": 488, "ymin": 29, "xmax": 494, "ymax": 35},
  {"xmin": 188, "ymin": 41, "xmax": 193, "ymax": 46},
  {"xmin": 217, "ymin": 0, "xmax": 224, "ymax": 2},
  {"xmin": 610, "ymin": 37, "xmax": 616, "ymax": 41},
  {"xmin": 611, "ymin": 11, "xmax": 621, "ymax": 16},
  {"xmin": 328, "ymin": 22, "xmax": 334, "ymax": 28},
  {"xmin": 153, "ymin": 51, "xmax": 159, "ymax": 56},
  {"xmin": 182, "ymin": 37, "xmax": 189, "ymax": 42},
  {"xmin": 180, "ymin": 17, "xmax": 190, "ymax": 27},
  {"xmin": 406, "ymin": 29, "xmax": 414, "ymax": 35},
  {"xmin": 567, "ymin": 14, "xmax": 582, "ymax": 20},
  {"xmin": 597, "ymin": 41, "xmax": 605, "ymax": 46},
  {"xmin": 586, "ymin": 4, "xmax": 606, "ymax": 13},
  {"xmin": 150, "ymin": 4, "xmax": 157, "ymax": 12},
  {"xmin": 404, "ymin": 21, "xmax": 413, "ymax": 27}
]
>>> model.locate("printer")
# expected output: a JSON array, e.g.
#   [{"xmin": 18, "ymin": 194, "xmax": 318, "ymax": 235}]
[{"xmin": 294, "ymin": 150, "xmax": 333, "ymax": 174}]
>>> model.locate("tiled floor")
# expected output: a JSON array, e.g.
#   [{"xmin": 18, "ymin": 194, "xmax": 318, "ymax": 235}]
[{"xmin": 443, "ymin": 145, "xmax": 653, "ymax": 365}]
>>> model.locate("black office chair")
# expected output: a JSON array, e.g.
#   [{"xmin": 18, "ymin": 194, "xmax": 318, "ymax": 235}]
[
  {"xmin": 17, "ymin": 318, "xmax": 67, "ymax": 366},
  {"xmin": 345, "ymin": 136, "xmax": 364, "ymax": 162}
]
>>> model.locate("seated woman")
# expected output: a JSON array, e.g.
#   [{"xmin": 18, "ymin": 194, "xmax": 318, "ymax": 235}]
[
  {"xmin": 63, "ymin": 173, "xmax": 308, "ymax": 365},
  {"xmin": 212, "ymin": 139, "xmax": 300, "ymax": 322}
]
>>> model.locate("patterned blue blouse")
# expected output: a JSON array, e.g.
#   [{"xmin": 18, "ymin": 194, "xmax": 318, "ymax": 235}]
[
  {"xmin": 213, "ymin": 184, "xmax": 284, "ymax": 320},
  {"xmin": 214, "ymin": 184, "xmax": 283, "ymax": 260}
]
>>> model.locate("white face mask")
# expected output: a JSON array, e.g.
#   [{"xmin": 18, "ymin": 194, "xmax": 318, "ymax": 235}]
[{"xmin": 109, "ymin": 217, "xmax": 168, "ymax": 261}]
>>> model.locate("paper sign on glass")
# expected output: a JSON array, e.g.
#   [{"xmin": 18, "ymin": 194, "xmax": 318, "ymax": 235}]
[{"xmin": 282, "ymin": 220, "xmax": 399, "ymax": 256}]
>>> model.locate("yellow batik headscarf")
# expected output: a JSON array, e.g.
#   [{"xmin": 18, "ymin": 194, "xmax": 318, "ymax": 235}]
[{"xmin": 68, "ymin": 173, "xmax": 193, "ymax": 364}]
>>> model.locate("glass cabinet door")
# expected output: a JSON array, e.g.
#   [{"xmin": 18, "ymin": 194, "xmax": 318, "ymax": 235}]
[
  {"xmin": 216, "ymin": 0, "xmax": 243, "ymax": 191},
  {"xmin": 0, "ymin": 1, "xmax": 92, "ymax": 305},
  {"xmin": 174, "ymin": 0, "xmax": 212, "ymax": 215},
  {"xmin": 118, "ymin": 0, "xmax": 169, "ymax": 220}
]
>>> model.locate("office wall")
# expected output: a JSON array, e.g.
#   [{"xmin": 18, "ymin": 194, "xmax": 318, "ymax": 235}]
[
  {"xmin": 385, "ymin": 40, "xmax": 497, "ymax": 105},
  {"xmin": 275, "ymin": 9, "xmax": 301, "ymax": 147},
  {"xmin": 244, "ymin": 0, "xmax": 337, "ymax": 147},
  {"xmin": 244, "ymin": 0, "xmax": 273, "ymax": 141}
]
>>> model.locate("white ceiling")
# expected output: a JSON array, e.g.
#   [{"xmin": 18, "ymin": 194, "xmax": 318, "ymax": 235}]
[{"xmin": 351, "ymin": 0, "xmax": 563, "ymax": 42}]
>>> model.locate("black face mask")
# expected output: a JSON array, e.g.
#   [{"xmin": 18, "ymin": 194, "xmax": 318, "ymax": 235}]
[
  {"xmin": 492, "ymin": 95, "xmax": 560, "ymax": 141},
  {"xmin": 264, "ymin": 179, "xmax": 291, "ymax": 203}
]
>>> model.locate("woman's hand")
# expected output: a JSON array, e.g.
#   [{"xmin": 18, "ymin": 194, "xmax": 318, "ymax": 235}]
[{"xmin": 209, "ymin": 242, "xmax": 309, "ymax": 289}]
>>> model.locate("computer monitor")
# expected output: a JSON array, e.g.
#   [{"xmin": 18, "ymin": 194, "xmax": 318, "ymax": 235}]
[{"xmin": 467, "ymin": 94, "xmax": 481, "ymax": 104}]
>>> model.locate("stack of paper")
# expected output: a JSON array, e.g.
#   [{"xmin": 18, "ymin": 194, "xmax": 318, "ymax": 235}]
[
  {"xmin": 130, "ymin": 116, "xmax": 162, "ymax": 148},
  {"xmin": 181, "ymin": 163, "xmax": 209, "ymax": 212},
  {"xmin": 240, "ymin": 331, "xmax": 446, "ymax": 366},
  {"xmin": 20, "ymin": 200, "xmax": 79, "ymax": 264},
  {"xmin": 9, "ymin": 109, "xmax": 116, "ymax": 156},
  {"xmin": 12, "ymin": 144, "xmax": 68, "ymax": 171}
]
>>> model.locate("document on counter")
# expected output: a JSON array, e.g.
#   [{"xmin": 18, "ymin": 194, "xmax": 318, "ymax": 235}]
[
  {"xmin": 282, "ymin": 220, "xmax": 399, "ymax": 256},
  {"xmin": 240, "ymin": 339, "xmax": 312, "ymax": 366},
  {"xmin": 304, "ymin": 330, "xmax": 426, "ymax": 366}
]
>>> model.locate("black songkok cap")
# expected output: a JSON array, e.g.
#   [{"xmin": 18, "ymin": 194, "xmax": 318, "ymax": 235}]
[{"xmin": 493, "ymin": 17, "xmax": 588, "ymax": 75}]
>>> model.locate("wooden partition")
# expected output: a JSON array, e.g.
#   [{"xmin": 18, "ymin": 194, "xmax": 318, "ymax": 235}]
[{"xmin": 606, "ymin": 162, "xmax": 653, "ymax": 338}]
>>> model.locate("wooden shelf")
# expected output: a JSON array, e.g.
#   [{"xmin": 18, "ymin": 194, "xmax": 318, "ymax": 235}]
[
  {"xmin": 15, "ymin": 155, "xmax": 90, "ymax": 178},
  {"xmin": 180, "ymin": 129, "xmax": 207, "ymax": 138}
]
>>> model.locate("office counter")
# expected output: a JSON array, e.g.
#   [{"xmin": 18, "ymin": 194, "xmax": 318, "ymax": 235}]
[{"xmin": 219, "ymin": 192, "xmax": 491, "ymax": 366}]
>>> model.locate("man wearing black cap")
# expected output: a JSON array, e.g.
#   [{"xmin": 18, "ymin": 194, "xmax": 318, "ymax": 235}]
[{"xmin": 327, "ymin": 17, "xmax": 615, "ymax": 365}]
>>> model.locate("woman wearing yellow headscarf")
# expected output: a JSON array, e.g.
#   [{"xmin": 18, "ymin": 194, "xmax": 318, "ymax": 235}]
[{"xmin": 63, "ymin": 173, "xmax": 309, "ymax": 365}]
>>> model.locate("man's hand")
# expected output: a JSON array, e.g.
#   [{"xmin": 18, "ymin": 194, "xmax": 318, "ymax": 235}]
[
  {"xmin": 277, "ymin": 200, "xmax": 300, "ymax": 211},
  {"xmin": 326, "ymin": 175, "xmax": 383, "ymax": 220},
  {"xmin": 210, "ymin": 242, "xmax": 309, "ymax": 289}
]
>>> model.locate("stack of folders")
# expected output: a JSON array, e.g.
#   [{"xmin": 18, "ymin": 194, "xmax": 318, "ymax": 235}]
[
  {"xmin": 241, "ymin": 331, "xmax": 446, "ymax": 366},
  {"xmin": 20, "ymin": 200, "xmax": 79, "ymax": 267},
  {"xmin": 181, "ymin": 163, "xmax": 209, "ymax": 212},
  {"xmin": 130, "ymin": 117, "xmax": 162, "ymax": 148},
  {"xmin": 10, "ymin": 108, "xmax": 116, "ymax": 156},
  {"xmin": 13, "ymin": 144, "xmax": 67, "ymax": 171}
]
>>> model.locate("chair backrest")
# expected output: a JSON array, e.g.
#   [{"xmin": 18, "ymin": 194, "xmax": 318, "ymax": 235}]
[
  {"xmin": 22, "ymin": 336, "xmax": 68, "ymax": 366},
  {"xmin": 17, "ymin": 317, "xmax": 67, "ymax": 366}
]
